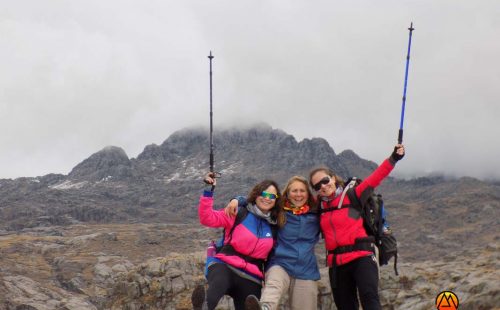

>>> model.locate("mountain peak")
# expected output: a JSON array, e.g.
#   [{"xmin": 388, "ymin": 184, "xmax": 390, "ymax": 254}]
[{"xmin": 68, "ymin": 146, "xmax": 131, "ymax": 181}]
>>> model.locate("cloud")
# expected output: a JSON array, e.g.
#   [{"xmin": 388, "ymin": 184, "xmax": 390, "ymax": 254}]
[{"xmin": 0, "ymin": 0, "xmax": 498, "ymax": 179}]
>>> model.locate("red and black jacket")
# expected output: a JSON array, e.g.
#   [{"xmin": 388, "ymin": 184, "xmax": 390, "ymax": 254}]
[{"xmin": 319, "ymin": 158, "xmax": 395, "ymax": 267}]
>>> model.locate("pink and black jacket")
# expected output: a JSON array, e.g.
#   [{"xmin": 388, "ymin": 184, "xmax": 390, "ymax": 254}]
[{"xmin": 199, "ymin": 191, "xmax": 275, "ymax": 280}]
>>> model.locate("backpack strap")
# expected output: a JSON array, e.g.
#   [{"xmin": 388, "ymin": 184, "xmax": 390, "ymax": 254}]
[
  {"xmin": 214, "ymin": 207, "xmax": 248, "ymax": 253},
  {"xmin": 217, "ymin": 244, "xmax": 266, "ymax": 267},
  {"xmin": 226, "ymin": 207, "xmax": 249, "ymax": 244},
  {"xmin": 338, "ymin": 178, "xmax": 357, "ymax": 209},
  {"xmin": 328, "ymin": 235, "xmax": 375, "ymax": 289},
  {"xmin": 319, "ymin": 201, "xmax": 349, "ymax": 213},
  {"xmin": 270, "ymin": 224, "xmax": 278, "ymax": 241},
  {"xmin": 346, "ymin": 179, "xmax": 362, "ymax": 212},
  {"xmin": 319, "ymin": 179, "xmax": 358, "ymax": 214},
  {"xmin": 336, "ymin": 187, "xmax": 349, "ymax": 209},
  {"xmin": 394, "ymin": 252, "xmax": 399, "ymax": 276},
  {"xmin": 328, "ymin": 236, "xmax": 376, "ymax": 255}
]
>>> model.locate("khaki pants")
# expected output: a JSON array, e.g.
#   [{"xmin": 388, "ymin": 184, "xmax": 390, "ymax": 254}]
[{"xmin": 260, "ymin": 265, "xmax": 318, "ymax": 310}]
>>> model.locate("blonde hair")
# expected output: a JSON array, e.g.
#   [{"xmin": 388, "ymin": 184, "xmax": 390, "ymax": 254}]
[{"xmin": 277, "ymin": 176, "xmax": 316, "ymax": 227}]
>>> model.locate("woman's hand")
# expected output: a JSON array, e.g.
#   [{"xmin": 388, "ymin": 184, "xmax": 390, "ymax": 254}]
[
  {"xmin": 390, "ymin": 144, "xmax": 405, "ymax": 162},
  {"xmin": 224, "ymin": 199, "xmax": 238, "ymax": 217},
  {"xmin": 203, "ymin": 172, "xmax": 217, "ymax": 187}
]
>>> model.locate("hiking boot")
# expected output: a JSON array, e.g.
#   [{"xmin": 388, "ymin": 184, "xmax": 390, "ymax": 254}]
[
  {"xmin": 191, "ymin": 284, "xmax": 206, "ymax": 310},
  {"xmin": 245, "ymin": 295, "xmax": 262, "ymax": 310}
]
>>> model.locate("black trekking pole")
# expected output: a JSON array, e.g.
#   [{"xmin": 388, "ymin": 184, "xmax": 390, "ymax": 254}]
[
  {"xmin": 398, "ymin": 22, "xmax": 415, "ymax": 144},
  {"xmin": 206, "ymin": 51, "xmax": 220, "ymax": 189}
]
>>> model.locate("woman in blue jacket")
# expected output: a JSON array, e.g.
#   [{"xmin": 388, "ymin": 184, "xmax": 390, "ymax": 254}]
[{"xmin": 227, "ymin": 176, "xmax": 320, "ymax": 310}]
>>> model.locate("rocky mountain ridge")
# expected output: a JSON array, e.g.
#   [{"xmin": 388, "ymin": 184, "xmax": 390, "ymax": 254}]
[
  {"xmin": 0, "ymin": 124, "xmax": 367, "ymax": 230},
  {"xmin": 0, "ymin": 124, "xmax": 498, "ymax": 261}
]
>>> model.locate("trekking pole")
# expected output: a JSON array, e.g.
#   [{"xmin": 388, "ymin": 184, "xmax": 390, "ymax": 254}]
[
  {"xmin": 398, "ymin": 22, "xmax": 415, "ymax": 144},
  {"xmin": 206, "ymin": 51, "xmax": 220, "ymax": 189}
]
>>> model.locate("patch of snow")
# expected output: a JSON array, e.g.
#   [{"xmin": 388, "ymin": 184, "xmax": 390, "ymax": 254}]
[
  {"xmin": 97, "ymin": 176, "xmax": 113, "ymax": 183},
  {"xmin": 164, "ymin": 166, "xmax": 205, "ymax": 183},
  {"xmin": 164, "ymin": 172, "xmax": 181, "ymax": 183},
  {"xmin": 219, "ymin": 163, "xmax": 241, "ymax": 175},
  {"xmin": 184, "ymin": 166, "xmax": 203, "ymax": 179},
  {"xmin": 49, "ymin": 180, "xmax": 89, "ymax": 190}
]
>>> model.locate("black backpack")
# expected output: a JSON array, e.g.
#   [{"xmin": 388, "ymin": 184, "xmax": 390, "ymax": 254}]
[{"xmin": 345, "ymin": 177, "xmax": 399, "ymax": 275}]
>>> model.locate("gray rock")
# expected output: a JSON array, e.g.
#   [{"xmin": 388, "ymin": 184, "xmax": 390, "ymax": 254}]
[
  {"xmin": 94, "ymin": 263, "xmax": 113, "ymax": 279},
  {"xmin": 1, "ymin": 275, "xmax": 96, "ymax": 310}
]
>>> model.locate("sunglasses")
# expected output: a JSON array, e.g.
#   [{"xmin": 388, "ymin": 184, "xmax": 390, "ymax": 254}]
[
  {"xmin": 261, "ymin": 191, "xmax": 279, "ymax": 200},
  {"xmin": 312, "ymin": 176, "xmax": 331, "ymax": 191}
]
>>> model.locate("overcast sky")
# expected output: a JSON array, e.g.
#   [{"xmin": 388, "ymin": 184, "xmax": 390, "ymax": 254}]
[{"xmin": 0, "ymin": 0, "xmax": 498, "ymax": 180}]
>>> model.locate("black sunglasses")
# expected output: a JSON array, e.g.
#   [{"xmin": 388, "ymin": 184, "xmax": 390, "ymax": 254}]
[{"xmin": 312, "ymin": 176, "xmax": 331, "ymax": 191}]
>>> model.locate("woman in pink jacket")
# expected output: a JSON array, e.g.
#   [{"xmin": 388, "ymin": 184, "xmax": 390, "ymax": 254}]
[{"xmin": 195, "ymin": 172, "xmax": 280, "ymax": 310}]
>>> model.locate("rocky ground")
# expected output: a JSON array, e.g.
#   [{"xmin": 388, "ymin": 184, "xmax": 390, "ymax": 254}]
[{"xmin": 0, "ymin": 224, "xmax": 498, "ymax": 309}]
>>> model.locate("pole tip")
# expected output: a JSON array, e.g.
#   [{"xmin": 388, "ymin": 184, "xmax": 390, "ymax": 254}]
[
  {"xmin": 409, "ymin": 22, "xmax": 414, "ymax": 31},
  {"xmin": 208, "ymin": 51, "xmax": 214, "ymax": 59}
]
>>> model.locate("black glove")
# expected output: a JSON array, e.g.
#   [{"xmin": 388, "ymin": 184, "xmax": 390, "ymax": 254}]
[{"xmin": 390, "ymin": 146, "xmax": 405, "ymax": 162}]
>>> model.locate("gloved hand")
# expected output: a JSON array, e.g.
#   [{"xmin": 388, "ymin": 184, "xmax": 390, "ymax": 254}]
[{"xmin": 390, "ymin": 144, "xmax": 405, "ymax": 162}]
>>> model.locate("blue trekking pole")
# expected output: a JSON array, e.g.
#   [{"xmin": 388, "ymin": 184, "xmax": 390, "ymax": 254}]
[{"xmin": 398, "ymin": 22, "xmax": 415, "ymax": 144}]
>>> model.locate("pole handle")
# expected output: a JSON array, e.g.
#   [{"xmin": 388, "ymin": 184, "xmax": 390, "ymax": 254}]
[{"xmin": 398, "ymin": 129, "xmax": 403, "ymax": 144}]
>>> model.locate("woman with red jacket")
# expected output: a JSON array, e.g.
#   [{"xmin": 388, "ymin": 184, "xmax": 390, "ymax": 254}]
[
  {"xmin": 194, "ymin": 172, "xmax": 281, "ymax": 310},
  {"xmin": 309, "ymin": 144, "xmax": 405, "ymax": 310}
]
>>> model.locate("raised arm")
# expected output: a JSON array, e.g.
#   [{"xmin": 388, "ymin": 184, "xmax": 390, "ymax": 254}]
[
  {"xmin": 355, "ymin": 144, "xmax": 405, "ymax": 196},
  {"xmin": 198, "ymin": 172, "xmax": 234, "ymax": 229}
]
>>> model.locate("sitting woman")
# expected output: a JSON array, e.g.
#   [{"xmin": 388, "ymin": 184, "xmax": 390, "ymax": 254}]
[
  {"xmin": 194, "ymin": 172, "xmax": 281, "ymax": 310},
  {"xmin": 226, "ymin": 175, "xmax": 320, "ymax": 310}
]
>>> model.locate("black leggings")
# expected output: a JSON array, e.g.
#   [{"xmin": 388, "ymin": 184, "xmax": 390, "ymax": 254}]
[
  {"xmin": 206, "ymin": 263, "xmax": 262, "ymax": 310},
  {"xmin": 329, "ymin": 255, "xmax": 381, "ymax": 310}
]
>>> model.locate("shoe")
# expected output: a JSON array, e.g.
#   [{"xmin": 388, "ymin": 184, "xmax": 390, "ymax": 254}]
[
  {"xmin": 245, "ymin": 295, "xmax": 262, "ymax": 310},
  {"xmin": 191, "ymin": 284, "xmax": 206, "ymax": 310}
]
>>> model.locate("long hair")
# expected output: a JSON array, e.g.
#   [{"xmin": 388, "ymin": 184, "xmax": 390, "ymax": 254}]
[
  {"xmin": 277, "ymin": 175, "xmax": 316, "ymax": 227},
  {"xmin": 308, "ymin": 166, "xmax": 345, "ymax": 189},
  {"xmin": 247, "ymin": 179, "xmax": 281, "ymax": 222}
]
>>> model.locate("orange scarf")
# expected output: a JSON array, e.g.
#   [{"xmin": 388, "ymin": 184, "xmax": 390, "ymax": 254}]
[{"xmin": 283, "ymin": 201, "xmax": 310, "ymax": 215}]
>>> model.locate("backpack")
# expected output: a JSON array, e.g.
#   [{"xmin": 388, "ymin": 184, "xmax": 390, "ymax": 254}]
[
  {"xmin": 205, "ymin": 206, "xmax": 278, "ymax": 277},
  {"xmin": 345, "ymin": 177, "xmax": 399, "ymax": 275}
]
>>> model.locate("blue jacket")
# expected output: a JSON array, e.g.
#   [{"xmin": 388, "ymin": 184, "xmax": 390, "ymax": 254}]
[{"xmin": 236, "ymin": 197, "xmax": 320, "ymax": 280}]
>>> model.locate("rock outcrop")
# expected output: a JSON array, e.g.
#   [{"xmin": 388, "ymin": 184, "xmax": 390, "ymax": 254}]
[{"xmin": 0, "ymin": 224, "xmax": 497, "ymax": 309}]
